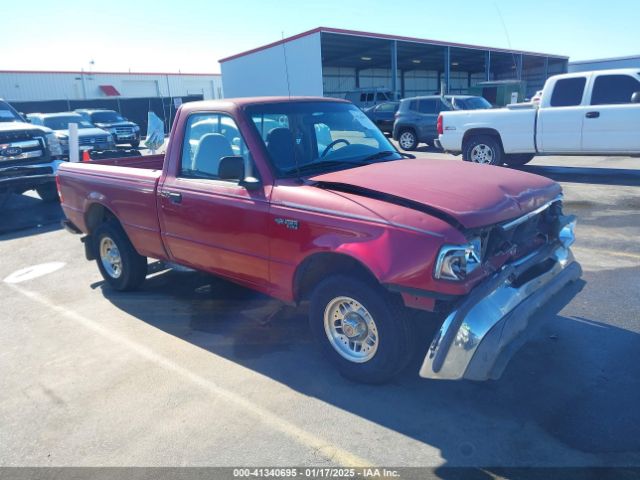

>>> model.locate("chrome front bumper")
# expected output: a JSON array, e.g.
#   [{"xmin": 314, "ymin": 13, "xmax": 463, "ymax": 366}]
[{"xmin": 420, "ymin": 243, "xmax": 582, "ymax": 381}]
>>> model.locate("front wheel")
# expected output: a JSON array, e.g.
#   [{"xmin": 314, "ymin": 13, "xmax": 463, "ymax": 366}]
[
  {"xmin": 463, "ymin": 135, "xmax": 503, "ymax": 165},
  {"xmin": 309, "ymin": 275, "xmax": 414, "ymax": 384},
  {"xmin": 36, "ymin": 183, "xmax": 59, "ymax": 203},
  {"xmin": 94, "ymin": 221, "xmax": 148, "ymax": 291},
  {"xmin": 130, "ymin": 140, "xmax": 140, "ymax": 148},
  {"xmin": 398, "ymin": 129, "xmax": 418, "ymax": 151}
]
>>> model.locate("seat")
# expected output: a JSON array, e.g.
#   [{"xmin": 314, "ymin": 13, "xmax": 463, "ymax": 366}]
[
  {"xmin": 267, "ymin": 127, "xmax": 297, "ymax": 171},
  {"xmin": 192, "ymin": 133, "xmax": 233, "ymax": 176}
]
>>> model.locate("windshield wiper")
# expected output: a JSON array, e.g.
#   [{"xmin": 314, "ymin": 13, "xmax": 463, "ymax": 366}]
[
  {"xmin": 361, "ymin": 150, "xmax": 414, "ymax": 162},
  {"xmin": 282, "ymin": 160, "xmax": 368, "ymax": 176}
]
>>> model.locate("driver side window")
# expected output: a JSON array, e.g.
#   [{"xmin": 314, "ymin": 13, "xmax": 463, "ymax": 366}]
[{"xmin": 180, "ymin": 113, "xmax": 248, "ymax": 180}]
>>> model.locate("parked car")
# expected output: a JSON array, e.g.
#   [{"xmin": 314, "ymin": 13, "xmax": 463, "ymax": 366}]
[
  {"xmin": 75, "ymin": 109, "xmax": 141, "ymax": 148},
  {"xmin": 393, "ymin": 95, "xmax": 492, "ymax": 150},
  {"xmin": 28, "ymin": 113, "xmax": 115, "ymax": 157},
  {"xmin": 345, "ymin": 88, "xmax": 395, "ymax": 109},
  {"xmin": 57, "ymin": 97, "xmax": 581, "ymax": 384},
  {"xmin": 0, "ymin": 99, "xmax": 63, "ymax": 207},
  {"xmin": 436, "ymin": 69, "xmax": 640, "ymax": 166},
  {"xmin": 363, "ymin": 101, "xmax": 399, "ymax": 133}
]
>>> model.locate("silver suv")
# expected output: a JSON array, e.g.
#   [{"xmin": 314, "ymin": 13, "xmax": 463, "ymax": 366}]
[{"xmin": 392, "ymin": 95, "xmax": 491, "ymax": 150}]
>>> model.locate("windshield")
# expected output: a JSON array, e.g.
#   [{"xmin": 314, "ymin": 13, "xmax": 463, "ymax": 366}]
[
  {"xmin": 0, "ymin": 101, "xmax": 23, "ymax": 123},
  {"xmin": 453, "ymin": 97, "xmax": 492, "ymax": 110},
  {"xmin": 43, "ymin": 116, "xmax": 94, "ymax": 130},
  {"xmin": 91, "ymin": 111, "xmax": 125, "ymax": 123},
  {"xmin": 246, "ymin": 101, "xmax": 402, "ymax": 177}
]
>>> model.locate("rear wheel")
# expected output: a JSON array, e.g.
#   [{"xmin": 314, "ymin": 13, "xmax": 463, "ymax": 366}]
[
  {"xmin": 505, "ymin": 153, "xmax": 534, "ymax": 167},
  {"xmin": 309, "ymin": 275, "xmax": 414, "ymax": 384},
  {"xmin": 36, "ymin": 183, "xmax": 59, "ymax": 203},
  {"xmin": 94, "ymin": 221, "xmax": 147, "ymax": 291},
  {"xmin": 463, "ymin": 135, "xmax": 503, "ymax": 165},
  {"xmin": 398, "ymin": 129, "xmax": 418, "ymax": 151}
]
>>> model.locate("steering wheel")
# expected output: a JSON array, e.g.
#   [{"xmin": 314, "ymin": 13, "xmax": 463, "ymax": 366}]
[{"xmin": 321, "ymin": 139, "xmax": 351, "ymax": 158}]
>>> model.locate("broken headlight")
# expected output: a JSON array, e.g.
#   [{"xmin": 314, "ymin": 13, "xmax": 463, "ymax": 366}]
[{"xmin": 433, "ymin": 237, "xmax": 482, "ymax": 281}]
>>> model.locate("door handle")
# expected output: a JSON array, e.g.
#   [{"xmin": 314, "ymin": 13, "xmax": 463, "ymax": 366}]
[
  {"xmin": 585, "ymin": 111, "xmax": 600, "ymax": 118},
  {"xmin": 161, "ymin": 190, "xmax": 182, "ymax": 204}
]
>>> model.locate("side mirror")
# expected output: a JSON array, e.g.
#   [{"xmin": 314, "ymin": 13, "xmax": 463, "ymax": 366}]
[
  {"xmin": 218, "ymin": 155, "xmax": 262, "ymax": 191},
  {"xmin": 240, "ymin": 176, "xmax": 262, "ymax": 191},
  {"xmin": 631, "ymin": 92, "xmax": 640, "ymax": 103},
  {"xmin": 219, "ymin": 155, "xmax": 244, "ymax": 180}
]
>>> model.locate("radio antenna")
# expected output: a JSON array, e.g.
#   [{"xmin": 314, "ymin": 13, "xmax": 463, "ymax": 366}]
[
  {"xmin": 281, "ymin": 31, "xmax": 292, "ymax": 98},
  {"xmin": 494, "ymin": 2, "xmax": 520, "ymax": 80}
]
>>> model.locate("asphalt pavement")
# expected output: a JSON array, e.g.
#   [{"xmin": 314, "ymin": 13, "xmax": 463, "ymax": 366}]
[{"xmin": 0, "ymin": 150, "xmax": 639, "ymax": 473}]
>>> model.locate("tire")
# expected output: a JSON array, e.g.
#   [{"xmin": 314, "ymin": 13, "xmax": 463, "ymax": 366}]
[
  {"xmin": 36, "ymin": 183, "xmax": 60, "ymax": 203},
  {"xmin": 309, "ymin": 274, "xmax": 414, "ymax": 384},
  {"xmin": 130, "ymin": 140, "xmax": 140, "ymax": 148},
  {"xmin": 462, "ymin": 135, "xmax": 503, "ymax": 165},
  {"xmin": 93, "ymin": 221, "xmax": 148, "ymax": 291},
  {"xmin": 398, "ymin": 129, "xmax": 418, "ymax": 151},
  {"xmin": 505, "ymin": 153, "xmax": 534, "ymax": 167}
]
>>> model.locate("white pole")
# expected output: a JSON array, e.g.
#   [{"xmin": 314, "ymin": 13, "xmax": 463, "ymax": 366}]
[{"xmin": 69, "ymin": 123, "xmax": 80, "ymax": 163}]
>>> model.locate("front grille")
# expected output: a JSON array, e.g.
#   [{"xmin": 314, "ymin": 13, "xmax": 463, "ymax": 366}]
[
  {"xmin": 0, "ymin": 130, "xmax": 34, "ymax": 144},
  {"xmin": 480, "ymin": 200, "xmax": 563, "ymax": 263},
  {"xmin": 79, "ymin": 136, "xmax": 109, "ymax": 145},
  {"xmin": 0, "ymin": 130, "xmax": 47, "ymax": 166},
  {"xmin": 115, "ymin": 127, "xmax": 134, "ymax": 135}
]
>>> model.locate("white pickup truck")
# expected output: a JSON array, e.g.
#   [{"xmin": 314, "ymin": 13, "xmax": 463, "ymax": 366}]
[{"xmin": 436, "ymin": 69, "xmax": 640, "ymax": 166}]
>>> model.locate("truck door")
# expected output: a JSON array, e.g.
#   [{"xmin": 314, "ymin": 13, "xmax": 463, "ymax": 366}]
[
  {"xmin": 537, "ymin": 76, "xmax": 588, "ymax": 153},
  {"xmin": 157, "ymin": 112, "xmax": 270, "ymax": 290},
  {"xmin": 581, "ymin": 73, "xmax": 640, "ymax": 153}
]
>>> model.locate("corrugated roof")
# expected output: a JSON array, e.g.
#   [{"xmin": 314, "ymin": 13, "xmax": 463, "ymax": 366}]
[{"xmin": 219, "ymin": 26, "xmax": 569, "ymax": 63}]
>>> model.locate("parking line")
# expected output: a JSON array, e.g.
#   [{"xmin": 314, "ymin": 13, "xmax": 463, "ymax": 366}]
[{"xmin": 6, "ymin": 282, "xmax": 374, "ymax": 468}]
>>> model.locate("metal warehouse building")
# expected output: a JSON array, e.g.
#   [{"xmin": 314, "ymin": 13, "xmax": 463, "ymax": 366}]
[
  {"xmin": 0, "ymin": 70, "xmax": 223, "ymax": 133},
  {"xmin": 220, "ymin": 27, "xmax": 568, "ymax": 100},
  {"xmin": 569, "ymin": 55, "xmax": 640, "ymax": 72},
  {"xmin": 0, "ymin": 70, "xmax": 222, "ymax": 102}
]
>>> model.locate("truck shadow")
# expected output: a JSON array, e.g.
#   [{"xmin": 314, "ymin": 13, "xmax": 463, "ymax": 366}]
[
  {"xmin": 99, "ymin": 265, "xmax": 640, "ymax": 470},
  {"xmin": 509, "ymin": 165, "xmax": 640, "ymax": 187},
  {"xmin": 0, "ymin": 192, "xmax": 63, "ymax": 238}
]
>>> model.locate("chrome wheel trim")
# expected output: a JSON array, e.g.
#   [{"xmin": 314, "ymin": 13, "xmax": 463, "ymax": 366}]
[
  {"xmin": 99, "ymin": 237, "xmax": 123, "ymax": 279},
  {"xmin": 323, "ymin": 296, "xmax": 379, "ymax": 363},
  {"xmin": 470, "ymin": 144, "xmax": 494, "ymax": 164},
  {"xmin": 399, "ymin": 131, "xmax": 415, "ymax": 149}
]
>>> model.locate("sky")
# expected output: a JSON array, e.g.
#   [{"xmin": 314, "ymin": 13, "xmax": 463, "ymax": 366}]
[{"xmin": 2, "ymin": 0, "xmax": 639, "ymax": 73}]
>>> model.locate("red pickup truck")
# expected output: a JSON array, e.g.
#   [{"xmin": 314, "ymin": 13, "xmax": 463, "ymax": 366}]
[{"xmin": 57, "ymin": 97, "xmax": 582, "ymax": 383}]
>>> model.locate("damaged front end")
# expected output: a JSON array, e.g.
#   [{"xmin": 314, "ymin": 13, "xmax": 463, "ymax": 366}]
[{"xmin": 421, "ymin": 197, "xmax": 582, "ymax": 381}]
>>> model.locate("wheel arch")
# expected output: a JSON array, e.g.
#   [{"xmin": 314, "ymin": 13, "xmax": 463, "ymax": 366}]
[
  {"xmin": 84, "ymin": 202, "xmax": 120, "ymax": 234},
  {"xmin": 293, "ymin": 252, "xmax": 381, "ymax": 304},
  {"xmin": 462, "ymin": 128, "xmax": 504, "ymax": 152}
]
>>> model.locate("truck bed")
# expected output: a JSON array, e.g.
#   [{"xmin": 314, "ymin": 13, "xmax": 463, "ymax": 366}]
[
  {"xmin": 90, "ymin": 153, "xmax": 165, "ymax": 170},
  {"xmin": 57, "ymin": 154, "xmax": 166, "ymax": 259}
]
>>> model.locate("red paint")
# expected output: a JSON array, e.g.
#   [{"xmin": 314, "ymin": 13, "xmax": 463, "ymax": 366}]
[
  {"xmin": 99, "ymin": 85, "xmax": 121, "ymax": 96},
  {"xmin": 58, "ymin": 97, "xmax": 563, "ymax": 310}
]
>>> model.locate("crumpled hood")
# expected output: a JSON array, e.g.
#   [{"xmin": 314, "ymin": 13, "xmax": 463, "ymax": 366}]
[{"xmin": 309, "ymin": 159, "xmax": 561, "ymax": 229}]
